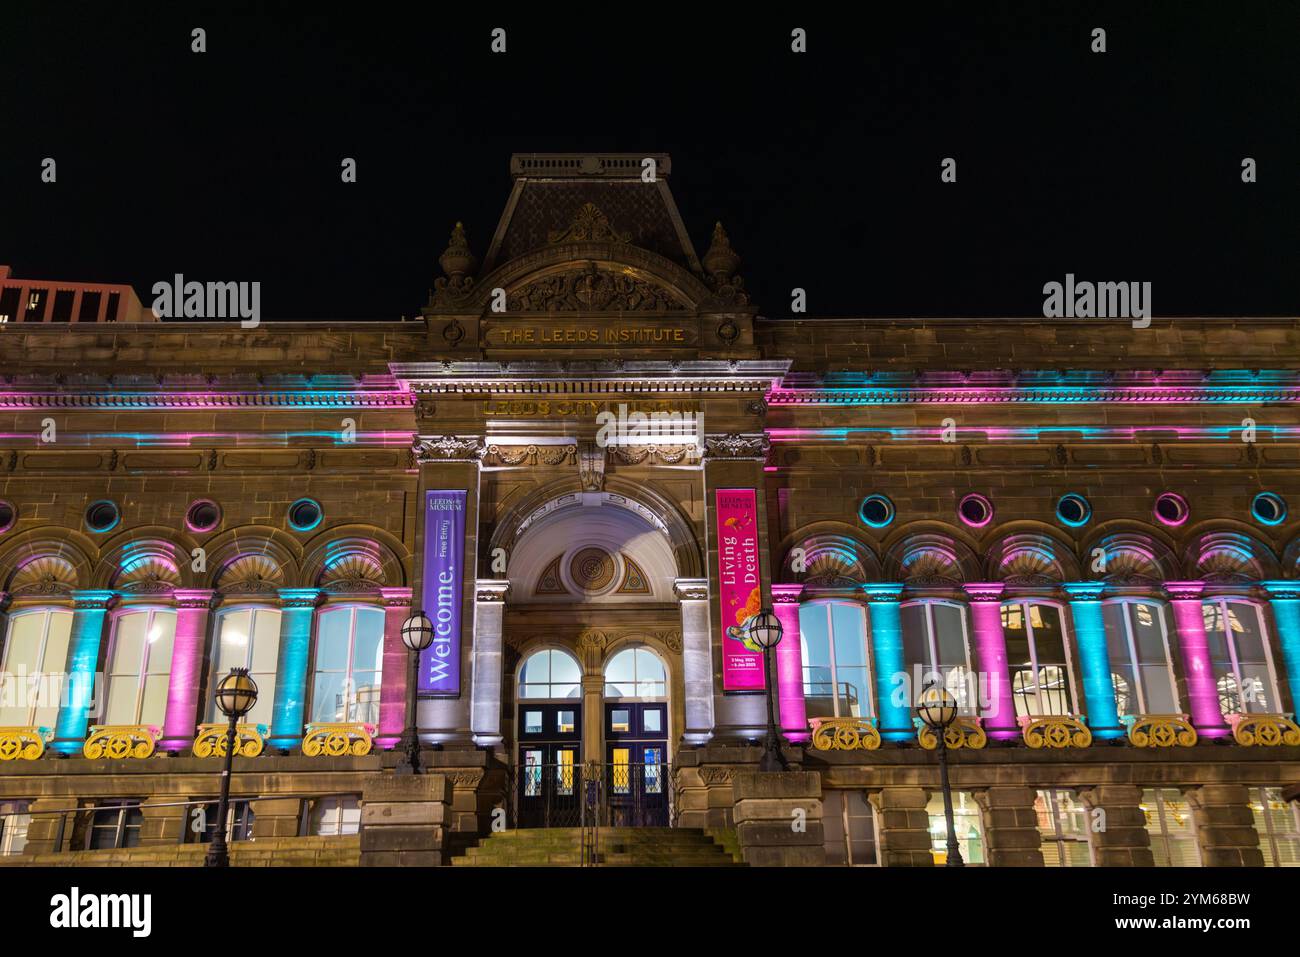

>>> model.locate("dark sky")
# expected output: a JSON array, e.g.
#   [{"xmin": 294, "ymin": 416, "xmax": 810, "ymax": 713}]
[{"xmin": 1, "ymin": 1, "xmax": 1296, "ymax": 320}]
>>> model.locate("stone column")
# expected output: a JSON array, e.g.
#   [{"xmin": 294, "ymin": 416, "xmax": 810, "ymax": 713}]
[
  {"xmin": 1262, "ymin": 582, "xmax": 1300, "ymax": 713},
  {"xmin": 863, "ymin": 584, "xmax": 910, "ymax": 740},
  {"xmin": 963, "ymin": 583, "xmax": 1016, "ymax": 740},
  {"xmin": 268, "ymin": 588, "xmax": 322, "ymax": 751},
  {"xmin": 702, "ymin": 434, "xmax": 774, "ymax": 740},
  {"xmin": 731, "ymin": 770, "xmax": 825, "ymax": 866},
  {"xmin": 52, "ymin": 589, "xmax": 115, "ymax": 754},
  {"xmin": 376, "ymin": 586, "xmax": 412, "ymax": 750},
  {"xmin": 1063, "ymin": 582, "xmax": 1123, "ymax": 740},
  {"xmin": 412, "ymin": 436, "xmax": 483, "ymax": 747},
  {"xmin": 1077, "ymin": 785, "xmax": 1154, "ymax": 866},
  {"xmin": 1185, "ymin": 784, "xmax": 1264, "ymax": 867},
  {"xmin": 359, "ymin": 773, "xmax": 451, "ymax": 866},
  {"xmin": 974, "ymin": 786, "xmax": 1045, "ymax": 866},
  {"xmin": 674, "ymin": 577, "xmax": 714, "ymax": 745},
  {"xmin": 1164, "ymin": 582, "xmax": 1230, "ymax": 739},
  {"xmin": 470, "ymin": 579, "xmax": 510, "ymax": 749},
  {"xmin": 580, "ymin": 673, "xmax": 604, "ymax": 765},
  {"xmin": 160, "ymin": 588, "xmax": 215, "ymax": 752},
  {"xmin": 867, "ymin": 787, "xmax": 934, "ymax": 866},
  {"xmin": 771, "ymin": 584, "xmax": 808, "ymax": 742}
]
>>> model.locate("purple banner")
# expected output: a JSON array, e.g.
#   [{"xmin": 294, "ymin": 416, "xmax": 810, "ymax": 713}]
[{"xmin": 420, "ymin": 490, "xmax": 466, "ymax": 695}]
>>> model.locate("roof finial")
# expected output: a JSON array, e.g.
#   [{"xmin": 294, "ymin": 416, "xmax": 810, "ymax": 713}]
[
  {"xmin": 703, "ymin": 221, "xmax": 741, "ymax": 281},
  {"xmin": 438, "ymin": 221, "xmax": 477, "ymax": 281}
]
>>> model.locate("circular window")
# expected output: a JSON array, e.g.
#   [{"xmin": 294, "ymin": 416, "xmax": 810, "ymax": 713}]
[
  {"xmin": 287, "ymin": 498, "xmax": 323, "ymax": 532},
  {"xmin": 186, "ymin": 499, "xmax": 222, "ymax": 533},
  {"xmin": 1251, "ymin": 492, "xmax": 1287, "ymax": 526},
  {"xmin": 1055, "ymin": 493, "xmax": 1092, "ymax": 528},
  {"xmin": 85, "ymin": 500, "xmax": 121, "ymax": 533},
  {"xmin": 0, "ymin": 501, "xmax": 14, "ymax": 534},
  {"xmin": 858, "ymin": 494, "xmax": 895, "ymax": 528},
  {"xmin": 1153, "ymin": 492, "xmax": 1189, "ymax": 526},
  {"xmin": 958, "ymin": 493, "xmax": 994, "ymax": 528}
]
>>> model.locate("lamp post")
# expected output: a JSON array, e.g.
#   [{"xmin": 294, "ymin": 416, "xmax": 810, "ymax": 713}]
[
  {"xmin": 916, "ymin": 679, "xmax": 963, "ymax": 867},
  {"xmin": 746, "ymin": 608, "xmax": 788, "ymax": 772},
  {"xmin": 394, "ymin": 611, "xmax": 434, "ymax": 775},
  {"xmin": 205, "ymin": 668, "xmax": 258, "ymax": 868}
]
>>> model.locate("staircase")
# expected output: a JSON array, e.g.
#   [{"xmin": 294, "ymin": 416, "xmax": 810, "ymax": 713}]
[{"xmin": 452, "ymin": 827, "xmax": 744, "ymax": 867}]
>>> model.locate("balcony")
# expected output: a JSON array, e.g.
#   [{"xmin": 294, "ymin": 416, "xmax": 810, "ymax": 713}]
[
  {"xmin": 192, "ymin": 723, "xmax": 269, "ymax": 758},
  {"xmin": 83, "ymin": 725, "xmax": 162, "ymax": 759},
  {"xmin": 1225, "ymin": 712, "xmax": 1300, "ymax": 747}
]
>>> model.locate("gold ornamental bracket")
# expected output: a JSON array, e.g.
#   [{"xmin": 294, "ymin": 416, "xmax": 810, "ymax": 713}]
[
  {"xmin": 1122, "ymin": 713, "xmax": 1198, "ymax": 748},
  {"xmin": 915, "ymin": 716, "xmax": 987, "ymax": 751},
  {"xmin": 1018, "ymin": 714, "xmax": 1093, "ymax": 749},
  {"xmin": 1225, "ymin": 712, "xmax": 1300, "ymax": 747},
  {"xmin": 302, "ymin": 722, "xmax": 376, "ymax": 757},
  {"xmin": 192, "ymin": 723, "xmax": 269, "ymax": 758},
  {"xmin": 0, "ymin": 726, "xmax": 53, "ymax": 760},
  {"xmin": 809, "ymin": 716, "xmax": 882, "ymax": 751},
  {"xmin": 83, "ymin": 725, "xmax": 162, "ymax": 760}
]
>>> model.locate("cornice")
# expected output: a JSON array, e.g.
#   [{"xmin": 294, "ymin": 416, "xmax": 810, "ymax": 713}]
[{"xmin": 390, "ymin": 359, "xmax": 789, "ymax": 395}]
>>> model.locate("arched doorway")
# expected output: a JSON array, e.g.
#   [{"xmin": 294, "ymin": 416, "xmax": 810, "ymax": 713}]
[
  {"xmin": 603, "ymin": 645, "xmax": 670, "ymax": 826},
  {"xmin": 514, "ymin": 647, "xmax": 583, "ymax": 827}
]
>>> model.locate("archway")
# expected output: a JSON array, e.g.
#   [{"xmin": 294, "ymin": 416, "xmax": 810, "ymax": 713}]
[{"xmin": 602, "ymin": 645, "xmax": 671, "ymax": 826}]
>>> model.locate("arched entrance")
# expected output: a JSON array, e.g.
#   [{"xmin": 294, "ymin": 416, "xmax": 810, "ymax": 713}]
[{"xmin": 499, "ymin": 487, "xmax": 694, "ymax": 826}]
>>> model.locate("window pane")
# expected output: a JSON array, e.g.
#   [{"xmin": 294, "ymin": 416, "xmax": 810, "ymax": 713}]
[
  {"xmin": 110, "ymin": 613, "xmax": 147, "ymax": 675},
  {"xmin": 927, "ymin": 791, "xmax": 985, "ymax": 865},
  {"xmin": 1142, "ymin": 789, "xmax": 1200, "ymax": 867},
  {"xmin": 314, "ymin": 610, "xmax": 352, "ymax": 672},
  {"xmin": 799, "ymin": 604, "xmax": 835, "ymax": 718},
  {"xmin": 901, "ymin": 603, "xmax": 930, "ymax": 673},
  {"xmin": 143, "ymin": 612, "xmax": 176, "ymax": 674},
  {"xmin": 311, "ymin": 672, "xmax": 348, "ymax": 723},
  {"xmin": 1226, "ymin": 603, "xmax": 1276, "ymax": 713},
  {"xmin": 643, "ymin": 709, "xmax": 662, "ymax": 733},
  {"xmin": 214, "ymin": 610, "xmax": 253, "ymax": 674},
  {"xmin": 610, "ymin": 709, "xmax": 630, "ymax": 732},
  {"xmin": 351, "ymin": 671, "xmax": 381, "ymax": 724},
  {"xmin": 352, "ymin": 607, "xmax": 385, "ymax": 674},
  {"xmin": 933, "ymin": 604, "xmax": 968, "ymax": 671},
  {"xmin": 550, "ymin": 649, "xmax": 580, "ymax": 683},
  {"xmin": 250, "ymin": 609, "xmax": 282, "ymax": 674},
  {"xmin": 557, "ymin": 710, "xmax": 575, "ymax": 733},
  {"xmin": 523, "ymin": 710, "xmax": 543, "ymax": 733},
  {"xmin": 1253, "ymin": 787, "xmax": 1300, "ymax": 867},
  {"xmin": 140, "ymin": 674, "xmax": 170, "ymax": 726},
  {"xmin": 0, "ymin": 613, "xmax": 46, "ymax": 724}
]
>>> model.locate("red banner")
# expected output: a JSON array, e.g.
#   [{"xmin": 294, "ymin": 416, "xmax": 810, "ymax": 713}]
[{"xmin": 716, "ymin": 488, "xmax": 765, "ymax": 691}]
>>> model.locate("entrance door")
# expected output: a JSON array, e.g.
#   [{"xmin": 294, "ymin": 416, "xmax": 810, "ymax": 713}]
[
  {"xmin": 517, "ymin": 703, "xmax": 582, "ymax": 828},
  {"xmin": 604, "ymin": 702, "xmax": 669, "ymax": 827}
]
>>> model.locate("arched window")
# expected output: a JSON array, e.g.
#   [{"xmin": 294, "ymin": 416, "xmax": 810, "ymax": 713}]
[
  {"xmin": 1102, "ymin": 599, "xmax": 1177, "ymax": 716},
  {"xmin": 518, "ymin": 648, "xmax": 581, "ymax": 700},
  {"xmin": 206, "ymin": 606, "xmax": 282, "ymax": 727},
  {"xmin": 1202, "ymin": 599, "xmax": 1279, "ymax": 716},
  {"xmin": 901, "ymin": 600, "xmax": 973, "ymax": 709},
  {"xmin": 0, "ymin": 608, "xmax": 73, "ymax": 727},
  {"xmin": 104, "ymin": 608, "xmax": 177, "ymax": 726},
  {"xmin": 1001, "ymin": 601, "xmax": 1075, "ymax": 717},
  {"xmin": 799, "ymin": 601, "xmax": 872, "ymax": 719},
  {"xmin": 311, "ymin": 605, "xmax": 383, "ymax": 724},
  {"xmin": 604, "ymin": 647, "xmax": 667, "ymax": 699}
]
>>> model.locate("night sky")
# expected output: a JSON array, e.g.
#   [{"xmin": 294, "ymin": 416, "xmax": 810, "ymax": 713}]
[{"xmin": 1, "ymin": 2, "xmax": 1296, "ymax": 320}]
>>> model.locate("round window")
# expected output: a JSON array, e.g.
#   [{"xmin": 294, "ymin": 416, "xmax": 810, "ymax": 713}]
[
  {"xmin": 186, "ymin": 499, "xmax": 222, "ymax": 533},
  {"xmin": 1251, "ymin": 492, "xmax": 1287, "ymax": 526},
  {"xmin": 1153, "ymin": 492, "xmax": 1189, "ymax": 526},
  {"xmin": 859, "ymin": 495, "xmax": 895, "ymax": 528},
  {"xmin": 1055, "ymin": 493, "xmax": 1092, "ymax": 527},
  {"xmin": 85, "ymin": 500, "xmax": 121, "ymax": 533},
  {"xmin": 0, "ymin": 500, "xmax": 15, "ymax": 534},
  {"xmin": 958, "ymin": 493, "xmax": 993, "ymax": 528},
  {"xmin": 287, "ymin": 498, "xmax": 323, "ymax": 532}
]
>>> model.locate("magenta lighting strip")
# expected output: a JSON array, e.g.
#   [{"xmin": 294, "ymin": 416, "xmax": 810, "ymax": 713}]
[
  {"xmin": 764, "ymin": 425, "xmax": 1300, "ymax": 442},
  {"xmin": 0, "ymin": 391, "xmax": 414, "ymax": 410}
]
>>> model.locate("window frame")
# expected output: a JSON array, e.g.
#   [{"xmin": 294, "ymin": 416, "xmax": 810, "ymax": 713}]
[
  {"xmin": 0, "ymin": 606, "xmax": 74, "ymax": 727},
  {"xmin": 1001, "ymin": 599, "xmax": 1079, "ymax": 717},
  {"xmin": 1142, "ymin": 787, "xmax": 1202, "ymax": 867},
  {"xmin": 1104, "ymin": 598, "xmax": 1179, "ymax": 716},
  {"xmin": 517, "ymin": 647, "xmax": 583, "ymax": 701},
  {"xmin": 84, "ymin": 800, "xmax": 145, "ymax": 851},
  {"xmin": 1202, "ymin": 598, "xmax": 1281, "ymax": 717},
  {"xmin": 205, "ymin": 604, "xmax": 282, "ymax": 725},
  {"xmin": 799, "ymin": 599, "xmax": 875, "ymax": 719},
  {"xmin": 103, "ymin": 605, "xmax": 177, "ymax": 726},
  {"xmin": 309, "ymin": 603, "xmax": 385, "ymax": 725},
  {"xmin": 901, "ymin": 598, "xmax": 974, "ymax": 709},
  {"xmin": 602, "ymin": 645, "xmax": 668, "ymax": 701},
  {"xmin": 1035, "ymin": 788, "xmax": 1095, "ymax": 867}
]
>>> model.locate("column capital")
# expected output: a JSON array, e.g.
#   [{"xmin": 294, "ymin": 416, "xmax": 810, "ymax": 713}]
[
  {"xmin": 861, "ymin": 583, "xmax": 904, "ymax": 603},
  {"xmin": 276, "ymin": 587, "xmax": 324, "ymax": 608},
  {"xmin": 413, "ymin": 434, "xmax": 486, "ymax": 464},
  {"xmin": 962, "ymin": 582, "xmax": 1005, "ymax": 602},
  {"xmin": 673, "ymin": 577, "xmax": 709, "ymax": 601},
  {"xmin": 1163, "ymin": 580, "xmax": 1206, "ymax": 601},
  {"xmin": 475, "ymin": 579, "xmax": 510, "ymax": 603},
  {"xmin": 1261, "ymin": 580, "xmax": 1300, "ymax": 601},
  {"xmin": 71, "ymin": 589, "xmax": 117, "ymax": 611},
  {"xmin": 771, "ymin": 582, "xmax": 804, "ymax": 604},
  {"xmin": 379, "ymin": 586, "xmax": 413, "ymax": 607},
  {"xmin": 173, "ymin": 588, "xmax": 216, "ymax": 609},
  {"xmin": 1063, "ymin": 581, "xmax": 1106, "ymax": 602}
]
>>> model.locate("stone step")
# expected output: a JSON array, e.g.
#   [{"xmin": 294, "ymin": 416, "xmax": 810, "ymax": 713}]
[{"xmin": 452, "ymin": 826, "xmax": 744, "ymax": 867}]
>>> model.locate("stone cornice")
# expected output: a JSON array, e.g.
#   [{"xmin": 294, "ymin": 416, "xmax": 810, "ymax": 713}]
[
  {"xmin": 0, "ymin": 390, "xmax": 414, "ymax": 411},
  {"xmin": 768, "ymin": 384, "xmax": 1300, "ymax": 406},
  {"xmin": 391, "ymin": 359, "xmax": 789, "ymax": 395}
]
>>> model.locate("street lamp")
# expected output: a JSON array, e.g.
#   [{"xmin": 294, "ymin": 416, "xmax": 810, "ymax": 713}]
[
  {"xmin": 746, "ymin": 608, "xmax": 788, "ymax": 772},
  {"xmin": 205, "ymin": 668, "xmax": 258, "ymax": 868},
  {"xmin": 394, "ymin": 611, "xmax": 434, "ymax": 775},
  {"xmin": 916, "ymin": 679, "xmax": 963, "ymax": 867}
]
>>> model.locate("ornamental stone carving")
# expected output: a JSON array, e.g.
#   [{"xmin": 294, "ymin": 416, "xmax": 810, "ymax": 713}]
[
  {"xmin": 506, "ymin": 263, "xmax": 686, "ymax": 313},
  {"xmin": 703, "ymin": 433, "xmax": 770, "ymax": 461},
  {"xmin": 547, "ymin": 203, "xmax": 631, "ymax": 245},
  {"xmin": 483, "ymin": 444, "xmax": 576, "ymax": 467},
  {"xmin": 413, "ymin": 435, "xmax": 486, "ymax": 463}
]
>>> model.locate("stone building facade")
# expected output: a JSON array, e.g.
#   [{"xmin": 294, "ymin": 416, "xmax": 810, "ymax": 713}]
[{"xmin": 0, "ymin": 153, "xmax": 1298, "ymax": 866}]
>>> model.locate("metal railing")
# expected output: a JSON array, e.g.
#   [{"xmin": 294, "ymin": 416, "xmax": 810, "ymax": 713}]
[{"xmin": 505, "ymin": 762, "xmax": 672, "ymax": 830}]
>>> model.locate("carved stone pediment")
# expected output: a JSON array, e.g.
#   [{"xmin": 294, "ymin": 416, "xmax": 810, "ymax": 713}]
[
  {"xmin": 547, "ymin": 203, "xmax": 631, "ymax": 245},
  {"xmin": 506, "ymin": 263, "xmax": 687, "ymax": 313}
]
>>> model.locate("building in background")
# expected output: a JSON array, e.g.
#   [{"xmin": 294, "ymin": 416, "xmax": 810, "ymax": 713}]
[{"xmin": 0, "ymin": 154, "xmax": 1298, "ymax": 867}]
